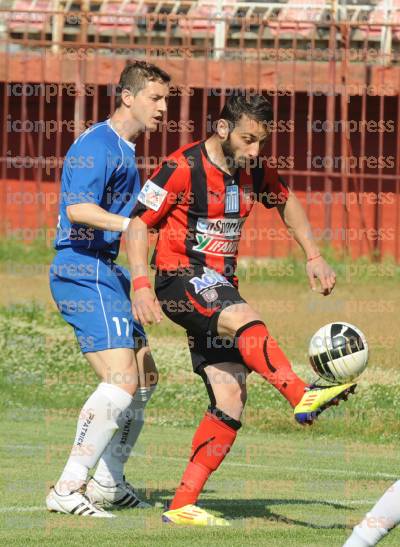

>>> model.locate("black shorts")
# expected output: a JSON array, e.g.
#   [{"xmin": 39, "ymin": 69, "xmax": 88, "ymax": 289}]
[{"xmin": 154, "ymin": 266, "xmax": 248, "ymax": 373}]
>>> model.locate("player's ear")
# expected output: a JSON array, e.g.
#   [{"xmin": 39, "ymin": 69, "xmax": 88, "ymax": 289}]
[
  {"xmin": 216, "ymin": 119, "xmax": 230, "ymax": 140},
  {"xmin": 120, "ymin": 88, "xmax": 133, "ymax": 108}
]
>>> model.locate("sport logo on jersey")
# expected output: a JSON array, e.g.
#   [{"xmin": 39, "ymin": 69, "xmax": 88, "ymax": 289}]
[
  {"xmin": 189, "ymin": 267, "xmax": 232, "ymax": 294},
  {"xmin": 193, "ymin": 235, "xmax": 239, "ymax": 257},
  {"xmin": 193, "ymin": 217, "xmax": 244, "ymax": 257},
  {"xmin": 196, "ymin": 217, "xmax": 245, "ymax": 238},
  {"xmin": 138, "ymin": 179, "xmax": 168, "ymax": 211}
]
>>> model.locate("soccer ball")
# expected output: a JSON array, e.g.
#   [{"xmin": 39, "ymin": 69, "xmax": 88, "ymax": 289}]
[{"xmin": 308, "ymin": 322, "xmax": 368, "ymax": 384}]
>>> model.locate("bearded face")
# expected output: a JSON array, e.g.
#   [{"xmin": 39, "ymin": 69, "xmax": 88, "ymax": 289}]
[{"xmin": 220, "ymin": 115, "xmax": 270, "ymax": 170}]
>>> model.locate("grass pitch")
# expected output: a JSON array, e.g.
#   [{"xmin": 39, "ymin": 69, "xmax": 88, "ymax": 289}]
[
  {"xmin": 1, "ymin": 248, "xmax": 399, "ymax": 546},
  {"xmin": 1, "ymin": 421, "xmax": 400, "ymax": 546}
]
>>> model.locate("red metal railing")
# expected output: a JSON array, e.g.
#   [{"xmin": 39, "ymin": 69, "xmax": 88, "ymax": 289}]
[{"xmin": 0, "ymin": 3, "xmax": 399, "ymax": 261}]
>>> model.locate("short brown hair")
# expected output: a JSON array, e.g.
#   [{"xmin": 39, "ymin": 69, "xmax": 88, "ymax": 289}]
[
  {"xmin": 219, "ymin": 90, "xmax": 273, "ymax": 131},
  {"xmin": 115, "ymin": 60, "xmax": 171, "ymax": 107}
]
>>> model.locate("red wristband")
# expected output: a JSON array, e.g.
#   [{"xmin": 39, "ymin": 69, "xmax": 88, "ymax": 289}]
[
  {"xmin": 307, "ymin": 254, "xmax": 321, "ymax": 262},
  {"xmin": 133, "ymin": 276, "xmax": 151, "ymax": 290}
]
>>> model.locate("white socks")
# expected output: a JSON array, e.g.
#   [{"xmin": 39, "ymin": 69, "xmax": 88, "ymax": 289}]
[
  {"xmin": 55, "ymin": 382, "xmax": 133, "ymax": 495},
  {"xmin": 93, "ymin": 385, "xmax": 157, "ymax": 486},
  {"xmin": 343, "ymin": 529, "xmax": 380, "ymax": 547},
  {"xmin": 343, "ymin": 480, "xmax": 400, "ymax": 546}
]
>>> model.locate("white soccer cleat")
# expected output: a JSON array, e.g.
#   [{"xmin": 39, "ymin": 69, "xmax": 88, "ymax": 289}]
[
  {"xmin": 86, "ymin": 476, "xmax": 152, "ymax": 509},
  {"xmin": 46, "ymin": 485, "xmax": 115, "ymax": 518}
]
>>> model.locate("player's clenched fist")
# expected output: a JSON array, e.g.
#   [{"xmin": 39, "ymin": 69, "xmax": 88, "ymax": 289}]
[
  {"xmin": 132, "ymin": 287, "xmax": 163, "ymax": 325},
  {"xmin": 306, "ymin": 255, "xmax": 336, "ymax": 295}
]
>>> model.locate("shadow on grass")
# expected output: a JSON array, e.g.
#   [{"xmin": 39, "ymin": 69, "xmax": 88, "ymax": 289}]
[
  {"xmin": 138, "ymin": 488, "xmax": 353, "ymax": 530},
  {"xmin": 206, "ymin": 498, "xmax": 353, "ymax": 529}
]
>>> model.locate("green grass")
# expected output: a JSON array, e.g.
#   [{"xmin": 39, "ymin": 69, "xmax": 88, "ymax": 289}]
[
  {"xmin": 0, "ymin": 238, "xmax": 399, "ymax": 285},
  {"xmin": 1, "ymin": 420, "xmax": 400, "ymax": 546},
  {"xmin": 0, "ymin": 237, "xmax": 56, "ymax": 265},
  {"xmin": 0, "ymin": 292, "xmax": 399, "ymax": 547},
  {"xmin": 1, "ymin": 302, "xmax": 400, "ymax": 443},
  {"xmin": 0, "ymin": 248, "xmax": 399, "ymax": 545},
  {"xmin": 236, "ymin": 253, "xmax": 400, "ymax": 285}
]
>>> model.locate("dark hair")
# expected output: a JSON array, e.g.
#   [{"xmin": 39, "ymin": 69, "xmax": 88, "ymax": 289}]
[
  {"xmin": 115, "ymin": 60, "xmax": 171, "ymax": 108},
  {"xmin": 218, "ymin": 91, "xmax": 273, "ymax": 130}
]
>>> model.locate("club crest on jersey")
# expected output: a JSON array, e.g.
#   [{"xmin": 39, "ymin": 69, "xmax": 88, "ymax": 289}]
[
  {"xmin": 202, "ymin": 288, "xmax": 218, "ymax": 303},
  {"xmin": 189, "ymin": 268, "xmax": 232, "ymax": 294},
  {"xmin": 137, "ymin": 179, "xmax": 167, "ymax": 211},
  {"xmin": 225, "ymin": 184, "xmax": 239, "ymax": 213}
]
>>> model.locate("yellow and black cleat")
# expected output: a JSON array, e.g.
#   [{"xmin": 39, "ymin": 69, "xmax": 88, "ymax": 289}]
[
  {"xmin": 294, "ymin": 383, "xmax": 357, "ymax": 425},
  {"xmin": 162, "ymin": 504, "xmax": 230, "ymax": 526}
]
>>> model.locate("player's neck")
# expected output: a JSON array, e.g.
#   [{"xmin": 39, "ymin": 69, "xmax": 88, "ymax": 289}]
[
  {"xmin": 109, "ymin": 110, "xmax": 143, "ymax": 142},
  {"xmin": 205, "ymin": 136, "xmax": 237, "ymax": 176}
]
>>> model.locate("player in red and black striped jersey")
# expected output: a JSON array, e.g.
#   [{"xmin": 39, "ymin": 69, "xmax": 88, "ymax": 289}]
[
  {"xmin": 132, "ymin": 138, "xmax": 289, "ymax": 277},
  {"xmin": 126, "ymin": 91, "xmax": 357, "ymax": 526}
]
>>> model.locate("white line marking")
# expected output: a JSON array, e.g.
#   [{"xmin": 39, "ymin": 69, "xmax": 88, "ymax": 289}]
[
  {"xmin": 116, "ymin": 135, "xmax": 124, "ymax": 172},
  {"xmin": 96, "ymin": 257, "xmax": 111, "ymax": 348},
  {"xmin": 0, "ymin": 506, "xmax": 44, "ymax": 513},
  {"xmin": 0, "ymin": 500, "xmax": 379, "ymax": 514},
  {"xmin": 139, "ymin": 453, "xmax": 399, "ymax": 481},
  {"xmin": 0, "ymin": 455, "xmax": 390, "ymax": 516},
  {"xmin": 4, "ymin": 445, "xmax": 398, "ymax": 481}
]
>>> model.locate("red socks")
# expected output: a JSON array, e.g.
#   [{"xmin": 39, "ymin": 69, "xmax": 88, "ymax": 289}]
[
  {"xmin": 236, "ymin": 321, "xmax": 306, "ymax": 407},
  {"xmin": 168, "ymin": 322, "xmax": 305, "ymax": 511},
  {"xmin": 169, "ymin": 410, "xmax": 240, "ymax": 510}
]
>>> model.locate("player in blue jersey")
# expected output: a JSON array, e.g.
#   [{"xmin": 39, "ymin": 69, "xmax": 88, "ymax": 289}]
[{"xmin": 46, "ymin": 61, "xmax": 170, "ymax": 517}]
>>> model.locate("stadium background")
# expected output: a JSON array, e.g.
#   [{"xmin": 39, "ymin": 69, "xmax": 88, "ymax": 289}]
[
  {"xmin": 0, "ymin": 0, "xmax": 399, "ymax": 260},
  {"xmin": 1, "ymin": 3, "xmax": 400, "ymax": 546}
]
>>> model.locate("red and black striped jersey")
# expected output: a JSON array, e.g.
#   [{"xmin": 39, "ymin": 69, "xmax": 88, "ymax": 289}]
[{"xmin": 133, "ymin": 140, "xmax": 289, "ymax": 276}]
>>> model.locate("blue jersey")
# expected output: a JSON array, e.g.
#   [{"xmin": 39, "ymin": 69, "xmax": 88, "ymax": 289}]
[{"xmin": 55, "ymin": 119, "xmax": 141, "ymax": 258}]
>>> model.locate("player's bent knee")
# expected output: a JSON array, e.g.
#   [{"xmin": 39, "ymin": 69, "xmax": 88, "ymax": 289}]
[
  {"xmin": 105, "ymin": 364, "xmax": 139, "ymax": 396},
  {"xmin": 117, "ymin": 381, "xmax": 138, "ymax": 397},
  {"xmin": 217, "ymin": 306, "xmax": 263, "ymax": 338},
  {"xmin": 223, "ymin": 381, "xmax": 245, "ymax": 402},
  {"xmin": 214, "ymin": 385, "xmax": 247, "ymax": 419},
  {"xmin": 129, "ymin": 383, "xmax": 139, "ymax": 396},
  {"xmin": 240, "ymin": 389, "xmax": 248, "ymax": 408},
  {"xmin": 143, "ymin": 359, "xmax": 159, "ymax": 387},
  {"xmin": 216, "ymin": 400, "xmax": 245, "ymax": 420},
  {"xmin": 146, "ymin": 371, "xmax": 159, "ymax": 387},
  {"xmin": 135, "ymin": 346, "xmax": 159, "ymax": 387},
  {"xmin": 234, "ymin": 314, "xmax": 264, "ymax": 334}
]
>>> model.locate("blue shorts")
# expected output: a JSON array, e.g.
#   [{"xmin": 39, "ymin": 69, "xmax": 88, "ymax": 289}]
[{"xmin": 49, "ymin": 248, "xmax": 147, "ymax": 353}]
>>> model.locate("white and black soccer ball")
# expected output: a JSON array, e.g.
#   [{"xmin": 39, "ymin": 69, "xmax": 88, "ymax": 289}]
[{"xmin": 308, "ymin": 322, "xmax": 368, "ymax": 384}]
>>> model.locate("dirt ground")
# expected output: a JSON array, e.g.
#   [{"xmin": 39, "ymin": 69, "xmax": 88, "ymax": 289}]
[{"xmin": 0, "ymin": 270, "xmax": 56, "ymax": 310}]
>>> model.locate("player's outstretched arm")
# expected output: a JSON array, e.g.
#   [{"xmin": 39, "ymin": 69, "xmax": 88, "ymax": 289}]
[
  {"xmin": 125, "ymin": 216, "xmax": 163, "ymax": 326},
  {"xmin": 277, "ymin": 190, "xmax": 336, "ymax": 295},
  {"xmin": 66, "ymin": 203, "xmax": 131, "ymax": 232}
]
